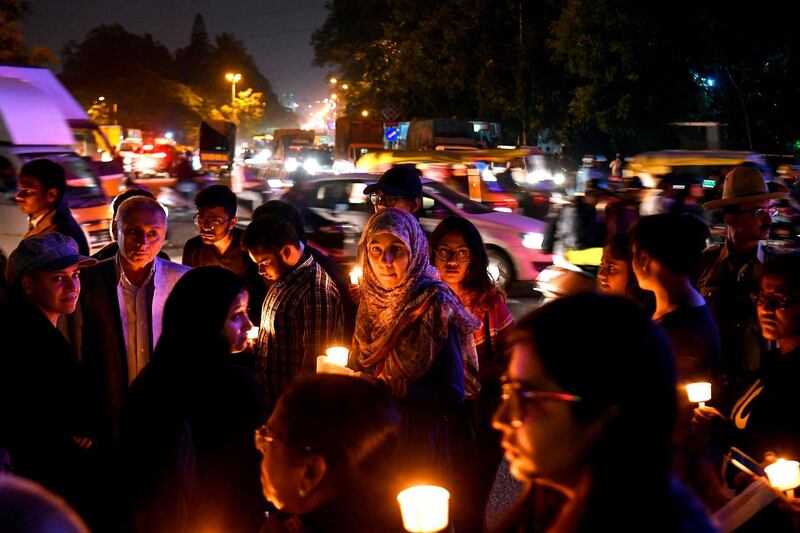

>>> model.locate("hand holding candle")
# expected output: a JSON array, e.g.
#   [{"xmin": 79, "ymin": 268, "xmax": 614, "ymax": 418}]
[
  {"xmin": 316, "ymin": 346, "xmax": 354, "ymax": 375},
  {"xmin": 765, "ymin": 458, "xmax": 800, "ymax": 497},
  {"xmin": 685, "ymin": 382, "xmax": 712, "ymax": 408},
  {"xmin": 397, "ymin": 485, "xmax": 450, "ymax": 533}
]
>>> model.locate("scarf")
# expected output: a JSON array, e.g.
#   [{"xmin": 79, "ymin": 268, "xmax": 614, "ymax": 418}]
[{"xmin": 352, "ymin": 208, "xmax": 481, "ymax": 396}]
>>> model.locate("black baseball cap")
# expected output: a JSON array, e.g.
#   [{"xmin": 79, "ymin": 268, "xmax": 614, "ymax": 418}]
[{"xmin": 363, "ymin": 166, "xmax": 423, "ymax": 198}]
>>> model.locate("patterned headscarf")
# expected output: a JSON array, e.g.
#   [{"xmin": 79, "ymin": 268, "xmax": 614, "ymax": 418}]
[{"xmin": 353, "ymin": 208, "xmax": 481, "ymax": 396}]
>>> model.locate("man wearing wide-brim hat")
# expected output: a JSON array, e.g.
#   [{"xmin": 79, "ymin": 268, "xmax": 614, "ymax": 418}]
[{"xmin": 698, "ymin": 166, "xmax": 788, "ymax": 394}]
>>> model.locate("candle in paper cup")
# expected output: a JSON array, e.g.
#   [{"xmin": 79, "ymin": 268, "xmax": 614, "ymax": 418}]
[
  {"xmin": 397, "ymin": 485, "xmax": 450, "ymax": 532},
  {"xmin": 247, "ymin": 326, "xmax": 259, "ymax": 341},
  {"xmin": 685, "ymin": 382, "xmax": 712, "ymax": 407},
  {"xmin": 765, "ymin": 459, "xmax": 800, "ymax": 493},
  {"xmin": 325, "ymin": 346, "xmax": 349, "ymax": 367},
  {"xmin": 350, "ymin": 266, "xmax": 363, "ymax": 285}
]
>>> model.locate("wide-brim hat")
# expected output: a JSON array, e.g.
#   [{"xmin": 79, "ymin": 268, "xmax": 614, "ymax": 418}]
[
  {"xmin": 703, "ymin": 166, "xmax": 788, "ymax": 210},
  {"xmin": 6, "ymin": 233, "xmax": 97, "ymax": 285}
]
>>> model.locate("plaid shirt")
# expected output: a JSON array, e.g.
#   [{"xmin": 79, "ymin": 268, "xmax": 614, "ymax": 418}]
[{"xmin": 256, "ymin": 251, "xmax": 343, "ymax": 407}]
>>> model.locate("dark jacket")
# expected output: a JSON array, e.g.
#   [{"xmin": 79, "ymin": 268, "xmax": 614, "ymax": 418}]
[{"xmin": 25, "ymin": 202, "xmax": 90, "ymax": 255}]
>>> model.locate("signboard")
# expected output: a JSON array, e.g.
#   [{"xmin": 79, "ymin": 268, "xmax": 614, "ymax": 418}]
[
  {"xmin": 382, "ymin": 103, "xmax": 400, "ymax": 122},
  {"xmin": 385, "ymin": 127, "xmax": 399, "ymax": 142}
]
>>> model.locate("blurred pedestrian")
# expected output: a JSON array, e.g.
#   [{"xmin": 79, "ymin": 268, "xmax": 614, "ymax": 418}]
[
  {"xmin": 79, "ymin": 196, "xmax": 189, "ymax": 443},
  {"xmin": 364, "ymin": 165, "xmax": 423, "ymax": 215},
  {"xmin": 493, "ymin": 294, "xmax": 717, "ymax": 532},
  {"xmin": 430, "ymin": 216, "xmax": 512, "ymax": 532},
  {"xmin": 597, "ymin": 232, "xmax": 654, "ymax": 313},
  {"xmin": 256, "ymin": 375, "xmax": 404, "ymax": 533},
  {"xmin": 0, "ymin": 234, "xmax": 96, "ymax": 515},
  {"xmin": 121, "ymin": 267, "xmax": 267, "ymax": 533},
  {"xmin": 609, "ymin": 153, "xmax": 623, "ymax": 179},
  {"xmin": 631, "ymin": 214, "xmax": 720, "ymax": 381},
  {"xmin": 242, "ymin": 214, "xmax": 343, "ymax": 411},
  {"xmin": 183, "ymin": 185, "xmax": 264, "ymax": 321},
  {"xmin": 15, "ymin": 159, "xmax": 89, "ymax": 255},
  {"xmin": 351, "ymin": 208, "xmax": 480, "ymax": 483},
  {"xmin": 698, "ymin": 167, "xmax": 788, "ymax": 393}
]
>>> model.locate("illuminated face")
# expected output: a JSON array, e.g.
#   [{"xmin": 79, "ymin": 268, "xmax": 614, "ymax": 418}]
[
  {"xmin": 724, "ymin": 199, "xmax": 771, "ymax": 249},
  {"xmin": 257, "ymin": 405, "xmax": 310, "ymax": 512},
  {"xmin": 249, "ymin": 249, "xmax": 289, "ymax": 282},
  {"xmin": 22, "ymin": 264, "xmax": 82, "ymax": 319},
  {"xmin": 598, "ymin": 248, "xmax": 630, "ymax": 296},
  {"xmin": 117, "ymin": 206, "xmax": 167, "ymax": 270},
  {"xmin": 756, "ymin": 274, "xmax": 800, "ymax": 342},
  {"xmin": 493, "ymin": 342, "xmax": 595, "ymax": 487},
  {"xmin": 433, "ymin": 232, "xmax": 471, "ymax": 288},
  {"xmin": 367, "ymin": 233, "xmax": 410, "ymax": 289},
  {"xmin": 221, "ymin": 290, "xmax": 252, "ymax": 353},
  {"xmin": 16, "ymin": 175, "xmax": 58, "ymax": 216},
  {"xmin": 195, "ymin": 205, "xmax": 235, "ymax": 245}
]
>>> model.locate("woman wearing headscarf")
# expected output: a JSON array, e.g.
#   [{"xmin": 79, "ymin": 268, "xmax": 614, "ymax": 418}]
[
  {"xmin": 120, "ymin": 266, "xmax": 268, "ymax": 533},
  {"xmin": 351, "ymin": 207, "xmax": 481, "ymax": 481}
]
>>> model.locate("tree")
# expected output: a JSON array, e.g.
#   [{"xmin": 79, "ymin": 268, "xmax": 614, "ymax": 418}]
[
  {"xmin": 0, "ymin": 0, "xmax": 56, "ymax": 65},
  {"xmin": 174, "ymin": 13, "xmax": 213, "ymax": 87}
]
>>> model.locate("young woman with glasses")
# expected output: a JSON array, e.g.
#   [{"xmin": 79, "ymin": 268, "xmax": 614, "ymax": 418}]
[
  {"xmin": 429, "ymin": 216, "xmax": 513, "ymax": 532},
  {"xmin": 493, "ymin": 294, "xmax": 716, "ymax": 532}
]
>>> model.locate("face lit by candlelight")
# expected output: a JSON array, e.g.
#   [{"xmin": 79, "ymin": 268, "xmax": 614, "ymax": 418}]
[
  {"xmin": 493, "ymin": 341, "xmax": 601, "ymax": 489},
  {"xmin": 757, "ymin": 274, "xmax": 800, "ymax": 343},
  {"xmin": 221, "ymin": 290, "xmax": 252, "ymax": 353},
  {"xmin": 597, "ymin": 247, "xmax": 630, "ymax": 296},
  {"xmin": 367, "ymin": 233, "xmax": 410, "ymax": 290}
]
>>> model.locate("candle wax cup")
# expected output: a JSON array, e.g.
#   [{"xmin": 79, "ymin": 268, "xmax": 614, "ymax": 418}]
[
  {"xmin": 765, "ymin": 459, "xmax": 800, "ymax": 491},
  {"xmin": 685, "ymin": 382, "xmax": 712, "ymax": 404},
  {"xmin": 350, "ymin": 266, "xmax": 363, "ymax": 285},
  {"xmin": 247, "ymin": 326, "xmax": 259, "ymax": 340},
  {"xmin": 325, "ymin": 346, "xmax": 349, "ymax": 366},
  {"xmin": 397, "ymin": 485, "xmax": 450, "ymax": 533}
]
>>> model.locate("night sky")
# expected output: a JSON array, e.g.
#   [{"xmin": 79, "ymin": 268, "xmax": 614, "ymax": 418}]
[{"xmin": 23, "ymin": 0, "xmax": 330, "ymax": 103}]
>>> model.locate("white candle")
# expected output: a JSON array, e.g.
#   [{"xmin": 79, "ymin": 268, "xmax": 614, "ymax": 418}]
[
  {"xmin": 350, "ymin": 266, "xmax": 363, "ymax": 285},
  {"xmin": 685, "ymin": 382, "xmax": 712, "ymax": 408},
  {"xmin": 325, "ymin": 346, "xmax": 349, "ymax": 367},
  {"xmin": 397, "ymin": 485, "xmax": 450, "ymax": 533},
  {"xmin": 765, "ymin": 459, "xmax": 800, "ymax": 494},
  {"xmin": 247, "ymin": 326, "xmax": 259, "ymax": 341}
]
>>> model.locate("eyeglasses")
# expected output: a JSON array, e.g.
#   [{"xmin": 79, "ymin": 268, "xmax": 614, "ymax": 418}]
[
  {"xmin": 254, "ymin": 423, "xmax": 313, "ymax": 455},
  {"xmin": 434, "ymin": 247, "xmax": 471, "ymax": 263},
  {"xmin": 728, "ymin": 207, "xmax": 779, "ymax": 218},
  {"xmin": 369, "ymin": 193, "xmax": 399, "ymax": 208},
  {"xmin": 750, "ymin": 291, "xmax": 800, "ymax": 310},
  {"xmin": 193, "ymin": 214, "xmax": 230, "ymax": 229},
  {"xmin": 499, "ymin": 378, "xmax": 582, "ymax": 428}
]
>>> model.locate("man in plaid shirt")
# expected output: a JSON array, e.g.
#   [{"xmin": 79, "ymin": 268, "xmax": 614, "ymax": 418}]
[{"xmin": 242, "ymin": 214, "xmax": 343, "ymax": 410}]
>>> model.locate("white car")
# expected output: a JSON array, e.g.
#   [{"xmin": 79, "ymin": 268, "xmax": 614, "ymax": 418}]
[{"xmin": 285, "ymin": 174, "xmax": 552, "ymax": 288}]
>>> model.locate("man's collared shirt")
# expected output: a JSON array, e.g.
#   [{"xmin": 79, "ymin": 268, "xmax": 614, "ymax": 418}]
[
  {"xmin": 115, "ymin": 255, "xmax": 156, "ymax": 385},
  {"xmin": 28, "ymin": 211, "xmax": 49, "ymax": 231},
  {"xmin": 256, "ymin": 251, "xmax": 343, "ymax": 408}
]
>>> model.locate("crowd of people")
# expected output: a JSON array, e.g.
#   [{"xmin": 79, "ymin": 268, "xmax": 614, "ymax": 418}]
[{"xmin": 0, "ymin": 159, "xmax": 799, "ymax": 532}]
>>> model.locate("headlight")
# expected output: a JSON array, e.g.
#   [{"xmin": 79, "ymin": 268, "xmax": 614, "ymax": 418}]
[
  {"xmin": 284, "ymin": 158, "xmax": 299, "ymax": 172},
  {"xmin": 521, "ymin": 232, "xmax": 544, "ymax": 249},
  {"xmin": 553, "ymin": 172, "xmax": 566, "ymax": 185},
  {"xmin": 303, "ymin": 158, "xmax": 320, "ymax": 174}
]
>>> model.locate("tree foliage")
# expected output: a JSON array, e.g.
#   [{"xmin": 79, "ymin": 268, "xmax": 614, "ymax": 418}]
[
  {"xmin": 313, "ymin": 0, "xmax": 800, "ymax": 154},
  {"xmin": 0, "ymin": 0, "xmax": 56, "ymax": 65}
]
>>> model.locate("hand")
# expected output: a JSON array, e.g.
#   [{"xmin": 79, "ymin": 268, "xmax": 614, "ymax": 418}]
[
  {"xmin": 348, "ymin": 284, "xmax": 361, "ymax": 303},
  {"xmin": 380, "ymin": 375, "xmax": 408, "ymax": 399},
  {"xmin": 691, "ymin": 405, "xmax": 725, "ymax": 444}
]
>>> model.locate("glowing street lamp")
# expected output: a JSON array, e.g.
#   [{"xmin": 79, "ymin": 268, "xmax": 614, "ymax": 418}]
[
  {"xmin": 329, "ymin": 77, "xmax": 338, "ymax": 85},
  {"xmin": 341, "ymin": 83, "xmax": 349, "ymax": 90},
  {"xmin": 225, "ymin": 72, "xmax": 242, "ymax": 106},
  {"xmin": 361, "ymin": 109, "xmax": 370, "ymax": 117}
]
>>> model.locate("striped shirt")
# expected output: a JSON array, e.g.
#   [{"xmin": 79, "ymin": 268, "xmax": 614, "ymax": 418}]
[{"xmin": 256, "ymin": 252, "xmax": 343, "ymax": 407}]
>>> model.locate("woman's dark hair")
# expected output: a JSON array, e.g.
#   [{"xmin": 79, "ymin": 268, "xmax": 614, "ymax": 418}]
[
  {"xmin": 604, "ymin": 232, "xmax": 655, "ymax": 313},
  {"xmin": 429, "ymin": 216, "xmax": 501, "ymax": 309},
  {"xmin": 277, "ymin": 375, "xmax": 399, "ymax": 484},
  {"xmin": 762, "ymin": 253, "xmax": 800, "ymax": 294},
  {"xmin": 629, "ymin": 214, "xmax": 709, "ymax": 276},
  {"xmin": 511, "ymin": 294, "xmax": 677, "ymax": 527},
  {"xmin": 155, "ymin": 266, "xmax": 245, "ymax": 362}
]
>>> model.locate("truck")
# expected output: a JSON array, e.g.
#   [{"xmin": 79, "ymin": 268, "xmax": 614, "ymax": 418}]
[
  {"xmin": 0, "ymin": 77, "xmax": 114, "ymax": 255},
  {"xmin": 271, "ymin": 128, "xmax": 316, "ymax": 164},
  {"xmin": 199, "ymin": 120, "xmax": 236, "ymax": 174},
  {"xmin": 404, "ymin": 118, "xmax": 501, "ymax": 151},
  {"xmin": 334, "ymin": 117, "xmax": 384, "ymax": 164},
  {"xmin": 0, "ymin": 66, "xmax": 124, "ymax": 197}
]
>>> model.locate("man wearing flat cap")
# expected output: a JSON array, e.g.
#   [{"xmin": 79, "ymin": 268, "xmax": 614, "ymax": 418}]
[
  {"xmin": 698, "ymin": 166, "xmax": 788, "ymax": 392},
  {"xmin": 0, "ymin": 234, "xmax": 97, "ymax": 512}
]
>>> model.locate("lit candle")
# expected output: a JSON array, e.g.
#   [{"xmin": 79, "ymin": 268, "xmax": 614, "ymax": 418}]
[
  {"xmin": 350, "ymin": 266, "xmax": 363, "ymax": 285},
  {"xmin": 685, "ymin": 382, "xmax": 712, "ymax": 408},
  {"xmin": 247, "ymin": 326, "xmax": 259, "ymax": 341},
  {"xmin": 325, "ymin": 346, "xmax": 349, "ymax": 367},
  {"xmin": 765, "ymin": 459, "xmax": 800, "ymax": 497},
  {"xmin": 397, "ymin": 485, "xmax": 450, "ymax": 533}
]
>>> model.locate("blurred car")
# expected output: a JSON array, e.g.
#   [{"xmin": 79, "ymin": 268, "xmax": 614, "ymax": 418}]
[
  {"xmin": 282, "ymin": 147, "xmax": 334, "ymax": 175},
  {"xmin": 132, "ymin": 143, "xmax": 178, "ymax": 177},
  {"xmin": 283, "ymin": 173, "xmax": 552, "ymax": 288}
]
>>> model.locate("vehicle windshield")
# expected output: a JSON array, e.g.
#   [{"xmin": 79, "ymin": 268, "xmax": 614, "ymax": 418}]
[{"xmin": 423, "ymin": 181, "xmax": 492, "ymax": 214}]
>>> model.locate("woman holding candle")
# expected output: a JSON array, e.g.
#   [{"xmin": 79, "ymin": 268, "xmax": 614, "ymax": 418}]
[
  {"xmin": 429, "ymin": 216, "xmax": 513, "ymax": 531},
  {"xmin": 351, "ymin": 208, "xmax": 481, "ymax": 481},
  {"xmin": 630, "ymin": 214, "xmax": 721, "ymax": 382},
  {"xmin": 121, "ymin": 266, "xmax": 268, "ymax": 533},
  {"xmin": 256, "ymin": 374, "xmax": 405, "ymax": 532},
  {"xmin": 493, "ymin": 293, "xmax": 717, "ymax": 532}
]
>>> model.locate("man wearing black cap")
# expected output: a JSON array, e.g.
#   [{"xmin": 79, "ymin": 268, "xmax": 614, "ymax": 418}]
[
  {"xmin": 0, "ymin": 233, "xmax": 96, "ymax": 512},
  {"xmin": 363, "ymin": 165, "xmax": 423, "ymax": 215}
]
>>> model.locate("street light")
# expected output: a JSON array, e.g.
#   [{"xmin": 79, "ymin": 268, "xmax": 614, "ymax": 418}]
[
  {"xmin": 341, "ymin": 84, "xmax": 349, "ymax": 90},
  {"xmin": 329, "ymin": 77, "xmax": 338, "ymax": 85},
  {"xmin": 225, "ymin": 72, "xmax": 242, "ymax": 106},
  {"xmin": 361, "ymin": 110, "xmax": 369, "ymax": 117}
]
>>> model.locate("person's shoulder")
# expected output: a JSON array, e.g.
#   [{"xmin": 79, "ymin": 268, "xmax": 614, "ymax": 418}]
[
  {"xmin": 156, "ymin": 256, "xmax": 191, "ymax": 275},
  {"xmin": 701, "ymin": 242, "xmax": 723, "ymax": 258},
  {"xmin": 183, "ymin": 234, "xmax": 203, "ymax": 252}
]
